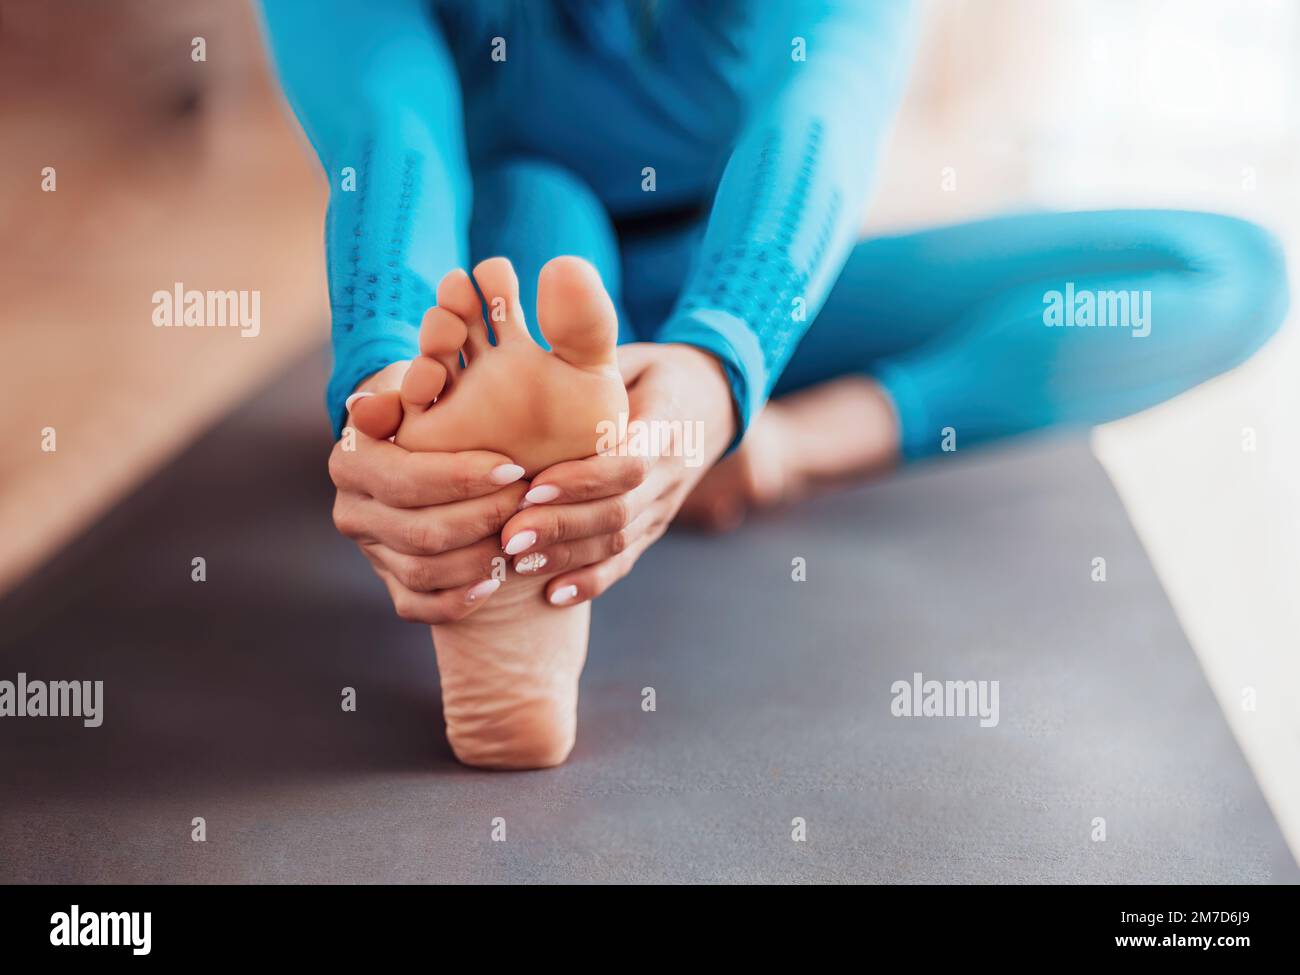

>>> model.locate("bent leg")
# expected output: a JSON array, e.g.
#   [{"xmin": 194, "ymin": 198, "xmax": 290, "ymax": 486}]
[
  {"xmin": 781, "ymin": 209, "xmax": 1289, "ymax": 458},
  {"xmin": 681, "ymin": 210, "xmax": 1288, "ymax": 528}
]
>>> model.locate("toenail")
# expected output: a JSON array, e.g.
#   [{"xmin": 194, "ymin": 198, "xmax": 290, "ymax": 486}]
[
  {"xmin": 503, "ymin": 530, "xmax": 537, "ymax": 556},
  {"xmin": 524, "ymin": 484, "xmax": 560, "ymax": 504},
  {"xmin": 345, "ymin": 391, "xmax": 375, "ymax": 412},
  {"xmin": 549, "ymin": 584, "xmax": 579, "ymax": 606},
  {"xmin": 515, "ymin": 552, "xmax": 547, "ymax": 574},
  {"xmin": 489, "ymin": 463, "xmax": 526, "ymax": 485},
  {"xmin": 465, "ymin": 578, "xmax": 501, "ymax": 603}
]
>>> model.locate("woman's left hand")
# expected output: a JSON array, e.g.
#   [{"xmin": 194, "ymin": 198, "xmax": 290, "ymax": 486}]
[{"xmin": 497, "ymin": 341, "xmax": 738, "ymax": 606}]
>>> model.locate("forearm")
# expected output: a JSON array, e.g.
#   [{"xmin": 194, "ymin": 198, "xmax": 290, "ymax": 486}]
[
  {"xmin": 320, "ymin": 100, "xmax": 470, "ymax": 432},
  {"xmin": 656, "ymin": 0, "xmax": 919, "ymax": 443},
  {"xmin": 258, "ymin": 0, "xmax": 472, "ymax": 433}
]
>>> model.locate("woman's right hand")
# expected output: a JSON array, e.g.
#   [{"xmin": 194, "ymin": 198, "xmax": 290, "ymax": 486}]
[{"xmin": 329, "ymin": 363, "xmax": 528, "ymax": 624}]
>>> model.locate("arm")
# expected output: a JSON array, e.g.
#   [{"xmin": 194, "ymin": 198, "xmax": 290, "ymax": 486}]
[
  {"xmin": 656, "ymin": 0, "xmax": 921, "ymax": 443},
  {"xmin": 261, "ymin": 3, "xmax": 523, "ymax": 625},
  {"xmin": 258, "ymin": 0, "xmax": 472, "ymax": 433}
]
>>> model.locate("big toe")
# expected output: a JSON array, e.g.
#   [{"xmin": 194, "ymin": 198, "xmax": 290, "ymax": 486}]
[{"xmin": 536, "ymin": 256, "xmax": 619, "ymax": 369}]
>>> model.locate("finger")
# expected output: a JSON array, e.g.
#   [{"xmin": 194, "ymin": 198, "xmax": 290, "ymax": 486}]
[
  {"xmin": 371, "ymin": 564, "xmax": 502, "ymax": 625},
  {"xmin": 501, "ymin": 475, "xmax": 662, "ymax": 554},
  {"xmin": 519, "ymin": 451, "xmax": 657, "ymax": 508},
  {"xmin": 512, "ymin": 506, "xmax": 663, "ymax": 578},
  {"xmin": 544, "ymin": 531, "xmax": 656, "ymax": 607},
  {"xmin": 335, "ymin": 480, "xmax": 528, "ymax": 554},
  {"xmin": 329, "ymin": 436, "xmax": 526, "ymax": 508},
  {"xmin": 363, "ymin": 537, "xmax": 508, "ymax": 593}
]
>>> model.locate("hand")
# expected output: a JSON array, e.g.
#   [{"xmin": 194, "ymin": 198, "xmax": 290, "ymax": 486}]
[
  {"xmin": 496, "ymin": 342, "xmax": 738, "ymax": 606},
  {"xmin": 329, "ymin": 362, "xmax": 529, "ymax": 624}
]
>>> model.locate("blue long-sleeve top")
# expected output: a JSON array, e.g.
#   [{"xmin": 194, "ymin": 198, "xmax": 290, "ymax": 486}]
[{"xmin": 258, "ymin": 0, "xmax": 919, "ymax": 438}]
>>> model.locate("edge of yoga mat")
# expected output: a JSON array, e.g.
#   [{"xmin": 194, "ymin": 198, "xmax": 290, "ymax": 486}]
[{"xmin": 0, "ymin": 348, "xmax": 1295, "ymax": 884}]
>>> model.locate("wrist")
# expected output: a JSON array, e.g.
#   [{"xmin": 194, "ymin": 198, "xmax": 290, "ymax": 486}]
[{"xmin": 661, "ymin": 343, "xmax": 739, "ymax": 455}]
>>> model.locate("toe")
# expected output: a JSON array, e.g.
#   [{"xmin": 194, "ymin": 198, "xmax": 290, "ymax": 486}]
[
  {"xmin": 420, "ymin": 306, "xmax": 468, "ymax": 379},
  {"xmin": 349, "ymin": 390, "xmax": 403, "ymax": 440},
  {"xmin": 471, "ymin": 256, "xmax": 529, "ymax": 344},
  {"xmin": 436, "ymin": 267, "xmax": 490, "ymax": 356},
  {"xmin": 537, "ymin": 256, "xmax": 618, "ymax": 369},
  {"xmin": 400, "ymin": 356, "xmax": 447, "ymax": 411}
]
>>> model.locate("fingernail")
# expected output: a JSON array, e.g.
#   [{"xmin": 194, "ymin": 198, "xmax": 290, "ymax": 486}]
[
  {"xmin": 465, "ymin": 578, "xmax": 501, "ymax": 603},
  {"xmin": 515, "ymin": 552, "xmax": 548, "ymax": 574},
  {"xmin": 489, "ymin": 463, "xmax": 525, "ymax": 485},
  {"xmin": 345, "ymin": 391, "xmax": 375, "ymax": 412},
  {"xmin": 503, "ymin": 530, "xmax": 537, "ymax": 556},
  {"xmin": 549, "ymin": 584, "xmax": 578, "ymax": 606},
  {"xmin": 524, "ymin": 484, "xmax": 560, "ymax": 504}
]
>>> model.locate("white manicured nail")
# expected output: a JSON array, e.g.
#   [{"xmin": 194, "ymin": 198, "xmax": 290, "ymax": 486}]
[
  {"xmin": 345, "ymin": 391, "xmax": 375, "ymax": 412},
  {"xmin": 489, "ymin": 463, "xmax": 525, "ymax": 485},
  {"xmin": 465, "ymin": 578, "xmax": 501, "ymax": 603},
  {"xmin": 503, "ymin": 530, "xmax": 537, "ymax": 556},
  {"xmin": 524, "ymin": 484, "xmax": 561, "ymax": 504},
  {"xmin": 515, "ymin": 552, "xmax": 548, "ymax": 574},
  {"xmin": 549, "ymin": 584, "xmax": 578, "ymax": 606}
]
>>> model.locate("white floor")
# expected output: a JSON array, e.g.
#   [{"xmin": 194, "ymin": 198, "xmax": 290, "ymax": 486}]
[{"xmin": 1093, "ymin": 300, "xmax": 1300, "ymax": 858}]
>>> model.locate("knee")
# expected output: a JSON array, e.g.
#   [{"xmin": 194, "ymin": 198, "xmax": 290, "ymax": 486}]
[{"xmin": 1183, "ymin": 213, "xmax": 1289, "ymax": 370}]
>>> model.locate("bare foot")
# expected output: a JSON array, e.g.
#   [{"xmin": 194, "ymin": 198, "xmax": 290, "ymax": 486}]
[
  {"xmin": 677, "ymin": 376, "xmax": 902, "ymax": 532},
  {"xmin": 357, "ymin": 256, "xmax": 627, "ymax": 769}
]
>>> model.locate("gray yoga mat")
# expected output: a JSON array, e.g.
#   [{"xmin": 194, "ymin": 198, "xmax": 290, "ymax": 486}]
[{"xmin": 0, "ymin": 350, "xmax": 1295, "ymax": 884}]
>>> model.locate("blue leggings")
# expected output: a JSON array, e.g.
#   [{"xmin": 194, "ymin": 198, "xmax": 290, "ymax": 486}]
[{"xmin": 472, "ymin": 160, "xmax": 1289, "ymax": 459}]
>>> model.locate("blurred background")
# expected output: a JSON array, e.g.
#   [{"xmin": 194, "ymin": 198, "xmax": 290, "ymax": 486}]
[{"xmin": 2, "ymin": 0, "xmax": 1297, "ymax": 854}]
